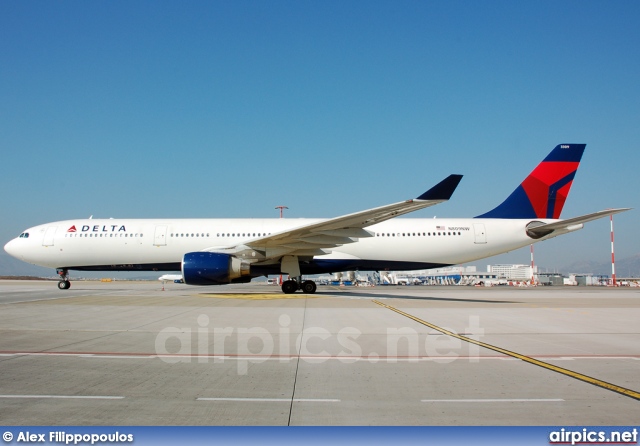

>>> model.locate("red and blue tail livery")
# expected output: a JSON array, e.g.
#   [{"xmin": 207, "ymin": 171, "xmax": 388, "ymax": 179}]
[{"xmin": 476, "ymin": 144, "xmax": 586, "ymax": 219}]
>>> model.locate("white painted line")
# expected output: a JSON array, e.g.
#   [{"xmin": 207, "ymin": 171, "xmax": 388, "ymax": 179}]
[
  {"xmin": 421, "ymin": 398, "xmax": 564, "ymax": 403},
  {"xmin": 2, "ymin": 352, "xmax": 639, "ymax": 362},
  {"xmin": 197, "ymin": 398, "xmax": 340, "ymax": 402},
  {"xmin": 0, "ymin": 394, "xmax": 124, "ymax": 400}
]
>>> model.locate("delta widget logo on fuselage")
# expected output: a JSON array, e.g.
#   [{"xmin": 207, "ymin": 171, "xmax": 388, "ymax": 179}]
[{"xmin": 67, "ymin": 225, "xmax": 127, "ymax": 233}]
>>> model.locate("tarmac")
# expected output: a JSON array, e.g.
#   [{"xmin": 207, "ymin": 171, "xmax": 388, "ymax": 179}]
[{"xmin": 0, "ymin": 279, "xmax": 638, "ymax": 426}]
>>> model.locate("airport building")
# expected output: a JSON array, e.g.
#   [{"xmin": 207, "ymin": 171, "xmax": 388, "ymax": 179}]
[
  {"xmin": 487, "ymin": 264, "xmax": 535, "ymax": 281},
  {"xmin": 307, "ymin": 265, "xmax": 637, "ymax": 287}
]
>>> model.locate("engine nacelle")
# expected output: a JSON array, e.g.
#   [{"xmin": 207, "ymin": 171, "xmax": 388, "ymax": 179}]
[{"xmin": 182, "ymin": 252, "xmax": 251, "ymax": 285}]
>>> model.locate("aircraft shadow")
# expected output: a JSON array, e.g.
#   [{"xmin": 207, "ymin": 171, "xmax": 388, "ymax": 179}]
[{"xmin": 316, "ymin": 290, "xmax": 519, "ymax": 304}]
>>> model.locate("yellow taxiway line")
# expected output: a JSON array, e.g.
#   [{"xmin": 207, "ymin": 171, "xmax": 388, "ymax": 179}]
[{"xmin": 373, "ymin": 300, "xmax": 640, "ymax": 401}]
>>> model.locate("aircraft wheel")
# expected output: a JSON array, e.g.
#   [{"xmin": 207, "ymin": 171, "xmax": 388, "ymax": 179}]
[
  {"xmin": 301, "ymin": 280, "xmax": 317, "ymax": 294},
  {"xmin": 58, "ymin": 280, "xmax": 71, "ymax": 290},
  {"xmin": 281, "ymin": 280, "xmax": 298, "ymax": 294}
]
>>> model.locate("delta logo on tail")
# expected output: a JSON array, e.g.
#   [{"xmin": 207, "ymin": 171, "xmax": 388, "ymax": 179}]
[{"xmin": 476, "ymin": 144, "xmax": 586, "ymax": 219}]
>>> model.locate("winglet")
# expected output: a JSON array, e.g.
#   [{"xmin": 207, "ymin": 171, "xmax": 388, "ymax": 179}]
[{"xmin": 416, "ymin": 174, "xmax": 463, "ymax": 201}]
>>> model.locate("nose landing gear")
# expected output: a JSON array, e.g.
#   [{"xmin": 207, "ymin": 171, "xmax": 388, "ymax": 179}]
[{"xmin": 56, "ymin": 268, "xmax": 71, "ymax": 290}]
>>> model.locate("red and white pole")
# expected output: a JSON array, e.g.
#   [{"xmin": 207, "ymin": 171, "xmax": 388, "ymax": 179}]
[
  {"xmin": 610, "ymin": 213, "xmax": 617, "ymax": 287},
  {"xmin": 530, "ymin": 244, "xmax": 535, "ymax": 285},
  {"xmin": 275, "ymin": 205, "xmax": 288, "ymax": 219}
]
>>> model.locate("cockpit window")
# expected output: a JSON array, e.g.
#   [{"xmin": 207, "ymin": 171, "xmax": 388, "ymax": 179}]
[{"xmin": 19, "ymin": 233, "xmax": 29, "ymax": 238}]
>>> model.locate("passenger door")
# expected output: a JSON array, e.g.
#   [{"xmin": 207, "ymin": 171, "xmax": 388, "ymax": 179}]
[
  {"xmin": 43, "ymin": 226, "xmax": 57, "ymax": 246},
  {"xmin": 473, "ymin": 223, "xmax": 487, "ymax": 244},
  {"xmin": 154, "ymin": 225, "xmax": 168, "ymax": 246}
]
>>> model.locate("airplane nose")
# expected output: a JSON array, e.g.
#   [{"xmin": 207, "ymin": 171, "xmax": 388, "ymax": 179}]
[{"xmin": 4, "ymin": 238, "xmax": 19, "ymax": 258}]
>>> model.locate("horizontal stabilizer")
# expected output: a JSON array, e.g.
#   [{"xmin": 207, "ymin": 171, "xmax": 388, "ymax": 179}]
[{"xmin": 527, "ymin": 208, "xmax": 631, "ymax": 238}]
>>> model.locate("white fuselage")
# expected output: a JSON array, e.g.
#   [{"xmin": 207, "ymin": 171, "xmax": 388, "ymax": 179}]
[{"xmin": 4, "ymin": 217, "xmax": 572, "ymax": 274}]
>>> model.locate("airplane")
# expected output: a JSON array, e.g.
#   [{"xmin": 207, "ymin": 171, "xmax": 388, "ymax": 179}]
[
  {"xmin": 158, "ymin": 274, "xmax": 184, "ymax": 283},
  {"xmin": 4, "ymin": 144, "xmax": 629, "ymax": 294}
]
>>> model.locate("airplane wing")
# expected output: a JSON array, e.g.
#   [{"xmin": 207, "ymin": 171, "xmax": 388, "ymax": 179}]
[
  {"xmin": 526, "ymin": 208, "xmax": 631, "ymax": 238},
  {"xmin": 209, "ymin": 174, "xmax": 463, "ymax": 260}
]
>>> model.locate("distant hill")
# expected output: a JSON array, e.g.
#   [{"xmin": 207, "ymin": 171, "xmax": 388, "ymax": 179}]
[
  {"xmin": 0, "ymin": 252, "xmax": 52, "ymax": 278},
  {"xmin": 0, "ymin": 253, "xmax": 158, "ymax": 280},
  {"xmin": 2, "ymin": 248, "xmax": 639, "ymax": 280},
  {"xmin": 562, "ymin": 254, "xmax": 640, "ymax": 277}
]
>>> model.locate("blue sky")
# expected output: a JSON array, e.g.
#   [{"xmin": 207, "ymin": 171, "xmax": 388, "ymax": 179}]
[{"xmin": 1, "ymin": 1, "xmax": 638, "ymax": 275}]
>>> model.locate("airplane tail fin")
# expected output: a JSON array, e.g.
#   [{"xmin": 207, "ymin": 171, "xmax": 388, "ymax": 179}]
[{"xmin": 475, "ymin": 144, "xmax": 586, "ymax": 219}]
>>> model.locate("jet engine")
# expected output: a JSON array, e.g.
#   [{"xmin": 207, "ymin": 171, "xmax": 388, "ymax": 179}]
[{"xmin": 182, "ymin": 252, "xmax": 251, "ymax": 285}]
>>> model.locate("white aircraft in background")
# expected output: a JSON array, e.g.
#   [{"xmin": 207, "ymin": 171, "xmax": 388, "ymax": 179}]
[
  {"xmin": 158, "ymin": 274, "xmax": 184, "ymax": 284},
  {"xmin": 4, "ymin": 144, "xmax": 629, "ymax": 294}
]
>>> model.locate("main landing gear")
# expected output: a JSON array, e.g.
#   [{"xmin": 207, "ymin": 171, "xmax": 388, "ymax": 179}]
[
  {"xmin": 56, "ymin": 268, "xmax": 71, "ymax": 290},
  {"xmin": 281, "ymin": 277, "xmax": 317, "ymax": 295}
]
